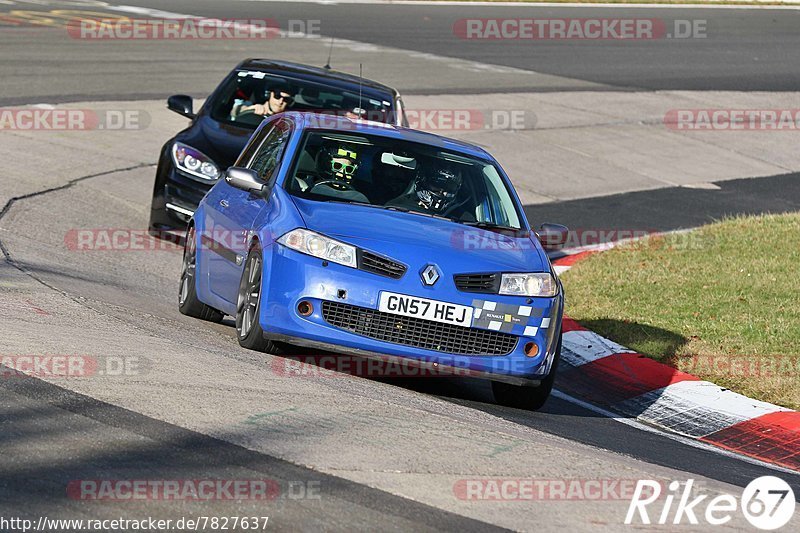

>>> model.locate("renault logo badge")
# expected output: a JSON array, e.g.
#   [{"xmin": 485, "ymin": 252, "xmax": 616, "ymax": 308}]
[{"xmin": 421, "ymin": 264, "xmax": 441, "ymax": 286}]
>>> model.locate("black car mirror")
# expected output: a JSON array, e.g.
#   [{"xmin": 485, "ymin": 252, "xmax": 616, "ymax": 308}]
[
  {"xmin": 537, "ymin": 223, "xmax": 569, "ymax": 249},
  {"xmin": 225, "ymin": 167, "xmax": 266, "ymax": 194},
  {"xmin": 167, "ymin": 94, "xmax": 195, "ymax": 119}
]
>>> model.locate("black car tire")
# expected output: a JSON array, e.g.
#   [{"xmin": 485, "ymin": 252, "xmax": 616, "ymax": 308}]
[
  {"xmin": 179, "ymin": 226, "xmax": 224, "ymax": 323},
  {"xmin": 236, "ymin": 243, "xmax": 279, "ymax": 353},
  {"xmin": 492, "ymin": 333, "xmax": 562, "ymax": 411}
]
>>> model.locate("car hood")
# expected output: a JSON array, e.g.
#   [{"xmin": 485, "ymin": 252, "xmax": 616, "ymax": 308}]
[
  {"xmin": 177, "ymin": 115, "xmax": 254, "ymax": 169},
  {"xmin": 290, "ymin": 197, "xmax": 547, "ymax": 273}
]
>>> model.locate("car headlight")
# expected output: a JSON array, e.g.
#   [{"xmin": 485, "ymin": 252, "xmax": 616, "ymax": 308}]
[
  {"xmin": 499, "ymin": 273, "xmax": 558, "ymax": 297},
  {"xmin": 171, "ymin": 142, "xmax": 220, "ymax": 181},
  {"xmin": 277, "ymin": 229, "xmax": 357, "ymax": 268}
]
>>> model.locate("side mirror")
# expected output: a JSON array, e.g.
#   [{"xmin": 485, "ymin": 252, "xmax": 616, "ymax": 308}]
[
  {"xmin": 225, "ymin": 167, "xmax": 266, "ymax": 194},
  {"xmin": 167, "ymin": 94, "xmax": 195, "ymax": 119},
  {"xmin": 537, "ymin": 223, "xmax": 569, "ymax": 249}
]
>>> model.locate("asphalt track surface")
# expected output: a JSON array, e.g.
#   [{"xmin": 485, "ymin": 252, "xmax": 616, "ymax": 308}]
[
  {"xmin": 120, "ymin": 0, "xmax": 800, "ymax": 92},
  {"xmin": 3, "ymin": 0, "xmax": 800, "ymax": 105},
  {"xmin": 2, "ymin": 1, "xmax": 800, "ymax": 531}
]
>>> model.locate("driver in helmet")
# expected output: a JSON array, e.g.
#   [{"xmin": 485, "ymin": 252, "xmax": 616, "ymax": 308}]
[
  {"xmin": 387, "ymin": 163, "xmax": 464, "ymax": 216},
  {"xmin": 309, "ymin": 143, "xmax": 369, "ymax": 202}
]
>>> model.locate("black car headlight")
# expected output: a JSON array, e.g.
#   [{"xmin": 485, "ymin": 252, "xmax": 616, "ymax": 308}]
[{"xmin": 171, "ymin": 142, "xmax": 220, "ymax": 181}]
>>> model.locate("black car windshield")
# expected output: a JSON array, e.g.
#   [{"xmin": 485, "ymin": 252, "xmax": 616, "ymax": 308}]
[
  {"xmin": 286, "ymin": 131, "xmax": 523, "ymax": 230},
  {"xmin": 210, "ymin": 69, "xmax": 394, "ymax": 128}
]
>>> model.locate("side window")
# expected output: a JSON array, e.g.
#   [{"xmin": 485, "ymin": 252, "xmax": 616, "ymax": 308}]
[
  {"xmin": 249, "ymin": 120, "xmax": 291, "ymax": 182},
  {"xmin": 235, "ymin": 126, "xmax": 267, "ymax": 167},
  {"xmin": 482, "ymin": 167, "xmax": 521, "ymax": 228}
]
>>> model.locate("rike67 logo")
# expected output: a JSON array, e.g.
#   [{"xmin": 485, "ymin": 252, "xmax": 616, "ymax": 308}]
[{"xmin": 626, "ymin": 476, "xmax": 795, "ymax": 530}]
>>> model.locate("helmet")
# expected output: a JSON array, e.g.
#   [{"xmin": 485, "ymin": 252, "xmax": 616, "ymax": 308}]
[
  {"xmin": 316, "ymin": 144, "xmax": 359, "ymax": 182},
  {"xmin": 414, "ymin": 165, "xmax": 462, "ymax": 212}
]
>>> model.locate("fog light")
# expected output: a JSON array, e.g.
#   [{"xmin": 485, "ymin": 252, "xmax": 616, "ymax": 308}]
[
  {"xmin": 297, "ymin": 301, "xmax": 313, "ymax": 316},
  {"xmin": 524, "ymin": 342, "xmax": 539, "ymax": 357}
]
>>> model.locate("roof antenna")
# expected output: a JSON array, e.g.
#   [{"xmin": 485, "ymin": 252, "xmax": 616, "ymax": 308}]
[
  {"xmin": 323, "ymin": 36, "xmax": 334, "ymax": 70},
  {"xmin": 358, "ymin": 63, "xmax": 363, "ymax": 118}
]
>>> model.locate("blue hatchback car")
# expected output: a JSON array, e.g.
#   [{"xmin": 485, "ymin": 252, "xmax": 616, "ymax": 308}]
[{"xmin": 180, "ymin": 112, "xmax": 567, "ymax": 410}]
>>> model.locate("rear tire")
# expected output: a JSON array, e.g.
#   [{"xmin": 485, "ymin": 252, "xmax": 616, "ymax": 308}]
[
  {"xmin": 236, "ymin": 243, "xmax": 279, "ymax": 353},
  {"xmin": 492, "ymin": 333, "xmax": 562, "ymax": 411},
  {"xmin": 179, "ymin": 226, "xmax": 224, "ymax": 323}
]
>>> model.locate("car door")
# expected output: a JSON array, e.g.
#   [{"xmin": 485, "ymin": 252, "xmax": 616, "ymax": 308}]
[{"xmin": 204, "ymin": 118, "xmax": 293, "ymax": 305}]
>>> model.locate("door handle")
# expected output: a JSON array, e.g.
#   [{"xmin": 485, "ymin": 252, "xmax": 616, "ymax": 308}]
[{"xmin": 219, "ymin": 199, "xmax": 229, "ymax": 208}]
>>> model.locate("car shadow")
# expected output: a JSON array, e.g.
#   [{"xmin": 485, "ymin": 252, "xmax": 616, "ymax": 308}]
[
  {"xmin": 575, "ymin": 318, "xmax": 688, "ymax": 364},
  {"xmin": 273, "ymin": 318, "xmax": 690, "ymax": 423},
  {"xmin": 523, "ymin": 170, "xmax": 800, "ymax": 237}
]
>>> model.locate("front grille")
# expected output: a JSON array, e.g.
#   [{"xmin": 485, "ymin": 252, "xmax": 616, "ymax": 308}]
[
  {"xmin": 322, "ymin": 301, "xmax": 517, "ymax": 356},
  {"xmin": 359, "ymin": 251, "xmax": 407, "ymax": 279},
  {"xmin": 454, "ymin": 273, "xmax": 499, "ymax": 293}
]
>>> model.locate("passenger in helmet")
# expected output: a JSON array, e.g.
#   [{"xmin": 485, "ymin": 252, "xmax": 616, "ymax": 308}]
[{"xmin": 387, "ymin": 162, "xmax": 464, "ymax": 216}]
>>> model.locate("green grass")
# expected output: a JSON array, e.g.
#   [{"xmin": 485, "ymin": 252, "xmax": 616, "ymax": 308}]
[{"xmin": 561, "ymin": 213, "xmax": 800, "ymax": 409}]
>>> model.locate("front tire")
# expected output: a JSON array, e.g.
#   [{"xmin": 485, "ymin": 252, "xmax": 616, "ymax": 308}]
[
  {"xmin": 236, "ymin": 243, "xmax": 278, "ymax": 353},
  {"xmin": 179, "ymin": 226, "xmax": 224, "ymax": 322},
  {"xmin": 492, "ymin": 333, "xmax": 562, "ymax": 411}
]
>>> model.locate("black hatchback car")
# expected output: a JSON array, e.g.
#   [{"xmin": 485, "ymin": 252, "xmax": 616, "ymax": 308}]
[{"xmin": 149, "ymin": 58, "xmax": 408, "ymax": 237}]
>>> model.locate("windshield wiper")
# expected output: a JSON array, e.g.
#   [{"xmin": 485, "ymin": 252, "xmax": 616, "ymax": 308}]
[
  {"xmin": 401, "ymin": 209, "xmax": 455, "ymax": 223},
  {"xmin": 356, "ymin": 203, "xmax": 454, "ymax": 223},
  {"xmin": 322, "ymin": 200, "xmax": 452, "ymax": 220},
  {"xmin": 318, "ymin": 200, "xmax": 508, "ymax": 228},
  {"xmin": 462, "ymin": 221, "xmax": 524, "ymax": 232},
  {"xmin": 324, "ymin": 199, "xmax": 404, "ymax": 211}
]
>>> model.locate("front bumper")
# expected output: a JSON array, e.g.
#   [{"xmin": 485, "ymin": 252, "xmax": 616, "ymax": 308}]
[
  {"xmin": 259, "ymin": 246, "xmax": 563, "ymax": 381},
  {"xmin": 267, "ymin": 334, "xmax": 543, "ymax": 386}
]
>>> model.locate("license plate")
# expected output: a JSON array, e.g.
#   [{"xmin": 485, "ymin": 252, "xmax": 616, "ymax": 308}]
[{"xmin": 378, "ymin": 292, "xmax": 472, "ymax": 327}]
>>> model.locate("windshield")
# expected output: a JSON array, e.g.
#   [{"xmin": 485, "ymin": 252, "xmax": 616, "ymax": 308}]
[
  {"xmin": 210, "ymin": 69, "xmax": 394, "ymax": 129},
  {"xmin": 285, "ymin": 131, "xmax": 523, "ymax": 230}
]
